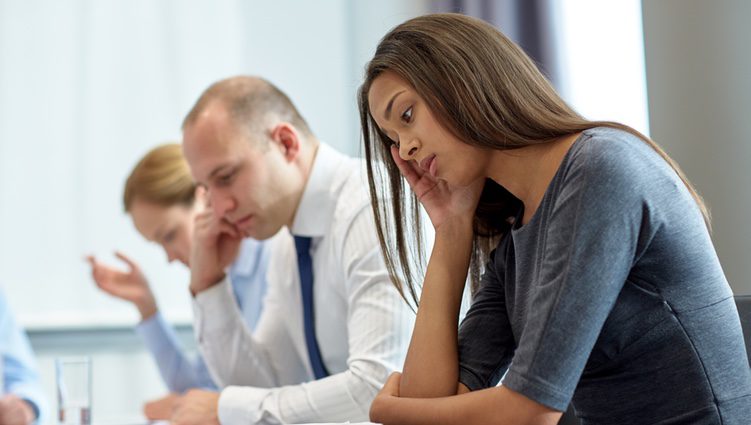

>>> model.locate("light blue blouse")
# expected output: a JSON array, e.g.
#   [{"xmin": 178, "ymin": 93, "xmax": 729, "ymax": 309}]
[{"xmin": 0, "ymin": 288, "xmax": 47, "ymax": 422}]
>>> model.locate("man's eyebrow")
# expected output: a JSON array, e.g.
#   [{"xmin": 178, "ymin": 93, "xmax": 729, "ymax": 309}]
[
  {"xmin": 206, "ymin": 164, "xmax": 233, "ymax": 181},
  {"xmin": 384, "ymin": 90, "xmax": 405, "ymax": 121}
]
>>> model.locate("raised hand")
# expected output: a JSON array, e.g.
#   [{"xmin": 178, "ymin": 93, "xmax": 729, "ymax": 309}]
[
  {"xmin": 390, "ymin": 146, "xmax": 484, "ymax": 231},
  {"xmin": 86, "ymin": 252, "xmax": 157, "ymax": 320},
  {"xmin": 189, "ymin": 209, "xmax": 242, "ymax": 295}
]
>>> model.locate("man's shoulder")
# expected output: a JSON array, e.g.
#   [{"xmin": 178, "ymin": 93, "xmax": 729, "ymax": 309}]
[{"xmin": 330, "ymin": 159, "xmax": 372, "ymax": 223}]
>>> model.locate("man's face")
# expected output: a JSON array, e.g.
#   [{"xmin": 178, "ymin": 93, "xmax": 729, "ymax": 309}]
[{"xmin": 182, "ymin": 102, "xmax": 294, "ymax": 240}]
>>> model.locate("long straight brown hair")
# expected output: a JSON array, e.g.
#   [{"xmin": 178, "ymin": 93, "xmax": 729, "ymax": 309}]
[{"xmin": 358, "ymin": 13, "xmax": 710, "ymax": 307}]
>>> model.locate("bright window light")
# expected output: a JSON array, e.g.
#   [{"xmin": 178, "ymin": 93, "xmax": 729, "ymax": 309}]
[{"xmin": 553, "ymin": 0, "xmax": 650, "ymax": 136}]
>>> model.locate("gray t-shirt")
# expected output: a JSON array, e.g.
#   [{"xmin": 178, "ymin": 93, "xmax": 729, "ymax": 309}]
[{"xmin": 458, "ymin": 127, "xmax": 751, "ymax": 424}]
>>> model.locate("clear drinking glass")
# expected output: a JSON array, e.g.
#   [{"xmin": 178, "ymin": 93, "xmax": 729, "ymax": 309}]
[
  {"xmin": 55, "ymin": 356, "xmax": 91, "ymax": 425},
  {"xmin": 0, "ymin": 350, "xmax": 5, "ymax": 396}
]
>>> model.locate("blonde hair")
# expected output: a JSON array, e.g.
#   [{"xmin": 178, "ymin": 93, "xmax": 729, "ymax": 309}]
[{"xmin": 123, "ymin": 143, "xmax": 196, "ymax": 212}]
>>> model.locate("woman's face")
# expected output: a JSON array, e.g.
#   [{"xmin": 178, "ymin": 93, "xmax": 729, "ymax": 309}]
[
  {"xmin": 129, "ymin": 199, "xmax": 200, "ymax": 267},
  {"xmin": 367, "ymin": 70, "xmax": 489, "ymax": 187}
]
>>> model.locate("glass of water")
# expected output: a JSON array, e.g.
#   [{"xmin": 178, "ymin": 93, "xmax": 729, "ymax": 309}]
[
  {"xmin": 0, "ymin": 350, "xmax": 5, "ymax": 395},
  {"xmin": 55, "ymin": 356, "xmax": 91, "ymax": 425}
]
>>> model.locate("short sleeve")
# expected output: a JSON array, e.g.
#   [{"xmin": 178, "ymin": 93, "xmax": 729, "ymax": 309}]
[
  {"xmin": 458, "ymin": 245, "xmax": 516, "ymax": 390},
  {"xmin": 502, "ymin": 139, "xmax": 647, "ymax": 411}
]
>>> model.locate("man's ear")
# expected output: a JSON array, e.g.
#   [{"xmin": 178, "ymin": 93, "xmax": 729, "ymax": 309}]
[{"xmin": 270, "ymin": 123, "xmax": 300, "ymax": 162}]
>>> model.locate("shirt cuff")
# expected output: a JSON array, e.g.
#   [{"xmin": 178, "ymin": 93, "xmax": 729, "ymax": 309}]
[
  {"xmin": 192, "ymin": 279, "xmax": 237, "ymax": 339},
  {"xmin": 21, "ymin": 398, "xmax": 40, "ymax": 421},
  {"xmin": 218, "ymin": 385, "xmax": 270, "ymax": 425},
  {"xmin": 8, "ymin": 384, "xmax": 47, "ymax": 423}
]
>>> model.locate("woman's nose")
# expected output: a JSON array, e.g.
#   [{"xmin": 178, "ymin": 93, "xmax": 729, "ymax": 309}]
[{"xmin": 399, "ymin": 138, "xmax": 419, "ymax": 160}]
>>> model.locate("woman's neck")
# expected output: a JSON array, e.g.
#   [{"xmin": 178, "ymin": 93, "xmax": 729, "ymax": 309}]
[{"xmin": 487, "ymin": 133, "xmax": 581, "ymax": 225}]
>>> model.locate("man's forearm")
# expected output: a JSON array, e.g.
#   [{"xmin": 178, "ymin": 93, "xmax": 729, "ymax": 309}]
[
  {"xmin": 219, "ymin": 367, "xmax": 377, "ymax": 424},
  {"xmin": 193, "ymin": 281, "xmax": 276, "ymax": 388}
]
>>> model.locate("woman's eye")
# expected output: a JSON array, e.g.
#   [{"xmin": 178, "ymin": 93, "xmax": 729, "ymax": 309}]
[{"xmin": 401, "ymin": 106, "xmax": 413, "ymax": 123}]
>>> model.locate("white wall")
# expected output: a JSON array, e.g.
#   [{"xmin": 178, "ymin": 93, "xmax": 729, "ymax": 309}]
[
  {"xmin": 554, "ymin": 0, "xmax": 649, "ymax": 136},
  {"xmin": 0, "ymin": 0, "xmax": 430, "ymax": 329},
  {"xmin": 642, "ymin": 0, "xmax": 751, "ymax": 295}
]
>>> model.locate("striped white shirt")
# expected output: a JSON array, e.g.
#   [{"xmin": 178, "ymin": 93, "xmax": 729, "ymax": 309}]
[{"xmin": 192, "ymin": 143, "xmax": 415, "ymax": 424}]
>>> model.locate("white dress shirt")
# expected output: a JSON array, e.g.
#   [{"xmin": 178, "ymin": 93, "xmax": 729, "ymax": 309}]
[
  {"xmin": 135, "ymin": 237, "xmax": 271, "ymax": 392},
  {"xmin": 192, "ymin": 143, "xmax": 415, "ymax": 425}
]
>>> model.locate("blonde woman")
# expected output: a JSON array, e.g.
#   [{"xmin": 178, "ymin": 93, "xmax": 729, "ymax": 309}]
[{"xmin": 86, "ymin": 144, "xmax": 270, "ymax": 419}]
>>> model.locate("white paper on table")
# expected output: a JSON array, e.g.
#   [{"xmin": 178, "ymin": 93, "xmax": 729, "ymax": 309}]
[
  {"xmin": 92, "ymin": 419, "xmax": 163, "ymax": 425},
  {"xmin": 293, "ymin": 422, "xmax": 381, "ymax": 425}
]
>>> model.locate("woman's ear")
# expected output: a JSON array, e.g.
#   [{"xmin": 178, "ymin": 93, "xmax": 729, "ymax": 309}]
[{"xmin": 270, "ymin": 123, "xmax": 301, "ymax": 162}]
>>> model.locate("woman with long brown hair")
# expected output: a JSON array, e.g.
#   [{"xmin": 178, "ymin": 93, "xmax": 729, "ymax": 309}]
[{"xmin": 360, "ymin": 13, "xmax": 750, "ymax": 425}]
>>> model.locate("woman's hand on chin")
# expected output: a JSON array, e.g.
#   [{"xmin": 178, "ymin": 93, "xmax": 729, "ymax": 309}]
[{"xmin": 391, "ymin": 146, "xmax": 484, "ymax": 230}]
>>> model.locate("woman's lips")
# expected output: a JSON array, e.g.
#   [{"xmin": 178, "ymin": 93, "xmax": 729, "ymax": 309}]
[{"xmin": 419, "ymin": 154, "xmax": 437, "ymax": 177}]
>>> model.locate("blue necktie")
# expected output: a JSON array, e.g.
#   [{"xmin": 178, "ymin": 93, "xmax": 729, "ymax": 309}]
[{"xmin": 293, "ymin": 235, "xmax": 329, "ymax": 379}]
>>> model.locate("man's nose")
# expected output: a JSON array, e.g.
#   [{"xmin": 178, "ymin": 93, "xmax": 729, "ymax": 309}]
[{"xmin": 210, "ymin": 191, "xmax": 236, "ymax": 217}]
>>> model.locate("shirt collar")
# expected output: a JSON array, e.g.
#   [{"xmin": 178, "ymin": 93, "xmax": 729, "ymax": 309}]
[{"xmin": 290, "ymin": 143, "xmax": 344, "ymax": 237}]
